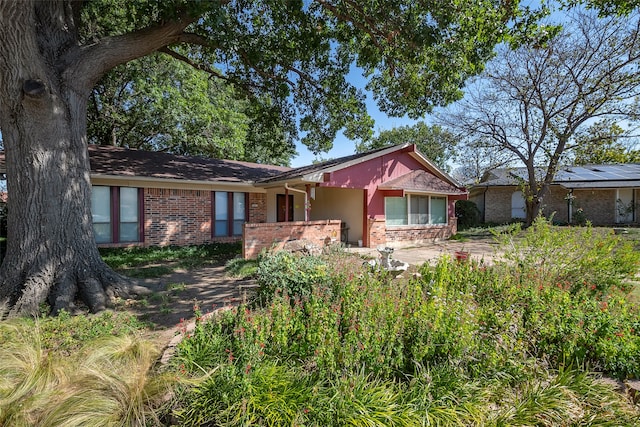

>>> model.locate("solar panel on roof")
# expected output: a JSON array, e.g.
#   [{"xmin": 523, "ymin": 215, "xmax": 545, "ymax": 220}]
[{"xmin": 555, "ymin": 164, "xmax": 640, "ymax": 182}]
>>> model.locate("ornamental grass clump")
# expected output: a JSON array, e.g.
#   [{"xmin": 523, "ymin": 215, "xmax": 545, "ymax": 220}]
[{"xmin": 0, "ymin": 313, "xmax": 172, "ymax": 427}]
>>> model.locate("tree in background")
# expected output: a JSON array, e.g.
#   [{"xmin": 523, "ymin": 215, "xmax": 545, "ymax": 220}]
[
  {"xmin": 88, "ymin": 54, "xmax": 296, "ymax": 165},
  {"xmin": 440, "ymin": 11, "xmax": 640, "ymax": 225},
  {"xmin": 0, "ymin": 0, "xmax": 540, "ymax": 315},
  {"xmin": 570, "ymin": 120, "xmax": 640, "ymax": 165},
  {"xmin": 451, "ymin": 140, "xmax": 514, "ymax": 184},
  {"xmin": 356, "ymin": 122, "xmax": 455, "ymax": 170}
]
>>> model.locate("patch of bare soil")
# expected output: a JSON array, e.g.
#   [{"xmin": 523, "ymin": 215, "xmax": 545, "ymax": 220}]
[{"xmin": 120, "ymin": 263, "xmax": 257, "ymax": 347}]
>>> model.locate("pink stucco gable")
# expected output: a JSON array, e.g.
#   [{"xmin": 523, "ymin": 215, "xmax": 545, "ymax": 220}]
[{"xmin": 319, "ymin": 145, "xmax": 466, "ymax": 220}]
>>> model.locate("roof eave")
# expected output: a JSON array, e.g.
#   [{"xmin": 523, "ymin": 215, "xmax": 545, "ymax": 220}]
[
  {"xmin": 90, "ymin": 173, "xmax": 257, "ymax": 189},
  {"xmin": 378, "ymin": 186, "xmax": 468, "ymax": 196},
  {"xmin": 262, "ymin": 143, "xmax": 417, "ymax": 185}
]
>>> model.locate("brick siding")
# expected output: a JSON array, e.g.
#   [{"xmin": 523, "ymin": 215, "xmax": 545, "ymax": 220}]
[
  {"xmin": 243, "ymin": 220, "xmax": 341, "ymax": 259},
  {"xmin": 481, "ymin": 185, "xmax": 628, "ymax": 226},
  {"xmin": 483, "ymin": 187, "xmax": 515, "ymax": 223},
  {"xmin": 367, "ymin": 217, "xmax": 458, "ymax": 248},
  {"xmin": 144, "ymin": 188, "xmax": 213, "ymax": 246},
  {"xmin": 542, "ymin": 186, "xmax": 570, "ymax": 223},
  {"xmin": 368, "ymin": 218, "xmax": 386, "ymax": 247},
  {"xmin": 571, "ymin": 189, "xmax": 616, "ymax": 225},
  {"xmin": 248, "ymin": 193, "xmax": 267, "ymax": 223},
  {"xmin": 385, "ymin": 217, "xmax": 457, "ymax": 245}
]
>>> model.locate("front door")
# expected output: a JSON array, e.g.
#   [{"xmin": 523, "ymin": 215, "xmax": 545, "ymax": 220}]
[{"xmin": 277, "ymin": 194, "xmax": 294, "ymax": 222}]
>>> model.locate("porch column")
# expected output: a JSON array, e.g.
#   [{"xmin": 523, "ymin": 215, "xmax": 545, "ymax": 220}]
[
  {"xmin": 362, "ymin": 189, "xmax": 368, "ymax": 247},
  {"xmin": 285, "ymin": 187, "xmax": 289, "ymax": 222}
]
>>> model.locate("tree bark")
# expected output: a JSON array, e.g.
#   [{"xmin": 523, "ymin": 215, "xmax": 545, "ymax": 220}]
[{"xmin": 0, "ymin": 1, "xmax": 189, "ymax": 316}]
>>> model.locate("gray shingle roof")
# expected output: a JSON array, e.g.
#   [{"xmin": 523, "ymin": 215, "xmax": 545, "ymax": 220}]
[
  {"xmin": 379, "ymin": 170, "xmax": 467, "ymax": 195},
  {"xmin": 88, "ymin": 145, "xmax": 290, "ymax": 183}
]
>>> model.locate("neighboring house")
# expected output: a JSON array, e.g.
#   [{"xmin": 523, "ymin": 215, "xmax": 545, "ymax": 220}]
[
  {"xmin": 470, "ymin": 164, "xmax": 640, "ymax": 225},
  {"xmin": 0, "ymin": 143, "xmax": 468, "ymax": 258}
]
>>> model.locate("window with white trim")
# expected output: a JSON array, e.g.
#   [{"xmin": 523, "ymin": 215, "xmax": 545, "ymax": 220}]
[{"xmin": 385, "ymin": 195, "xmax": 448, "ymax": 225}]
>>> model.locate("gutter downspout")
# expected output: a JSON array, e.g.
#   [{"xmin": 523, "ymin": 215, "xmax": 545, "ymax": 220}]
[{"xmin": 284, "ymin": 183, "xmax": 309, "ymax": 221}]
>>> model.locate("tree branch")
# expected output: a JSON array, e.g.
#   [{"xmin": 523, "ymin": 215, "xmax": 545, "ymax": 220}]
[
  {"xmin": 62, "ymin": 15, "xmax": 197, "ymax": 92},
  {"xmin": 158, "ymin": 47, "xmax": 228, "ymax": 81}
]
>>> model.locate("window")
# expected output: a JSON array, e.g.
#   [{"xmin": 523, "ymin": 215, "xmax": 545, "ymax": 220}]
[
  {"xmin": 385, "ymin": 194, "xmax": 448, "ymax": 226},
  {"xmin": 431, "ymin": 197, "xmax": 447, "ymax": 224},
  {"xmin": 385, "ymin": 197, "xmax": 407, "ymax": 225},
  {"xmin": 511, "ymin": 191, "xmax": 526, "ymax": 219},
  {"xmin": 214, "ymin": 192, "xmax": 229, "ymax": 236},
  {"xmin": 91, "ymin": 186, "xmax": 142, "ymax": 243},
  {"xmin": 233, "ymin": 192, "xmax": 246, "ymax": 235},
  {"xmin": 213, "ymin": 192, "xmax": 248, "ymax": 237},
  {"xmin": 410, "ymin": 195, "xmax": 429, "ymax": 224}
]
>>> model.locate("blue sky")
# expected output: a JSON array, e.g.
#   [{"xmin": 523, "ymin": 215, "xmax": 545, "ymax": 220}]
[{"xmin": 289, "ymin": 102, "xmax": 422, "ymax": 167}]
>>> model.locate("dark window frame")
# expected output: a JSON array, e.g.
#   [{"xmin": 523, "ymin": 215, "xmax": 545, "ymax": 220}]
[
  {"xmin": 92, "ymin": 186, "xmax": 144, "ymax": 244},
  {"xmin": 212, "ymin": 191, "xmax": 249, "ymax": 237}
]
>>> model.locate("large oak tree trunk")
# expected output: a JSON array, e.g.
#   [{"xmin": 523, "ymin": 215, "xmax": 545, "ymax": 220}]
[
  {"xmin": 0, "ymin": 2, "xmax": 185, "ymax": 316},
  {"xmin": 0, "ymin": 88, "xmax": 135, "ymax": 315}
]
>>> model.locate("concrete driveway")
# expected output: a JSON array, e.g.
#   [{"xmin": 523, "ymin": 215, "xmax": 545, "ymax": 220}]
[{"xmin": 346, "ymin": 238, "xmax": 500, "ymax": 266}]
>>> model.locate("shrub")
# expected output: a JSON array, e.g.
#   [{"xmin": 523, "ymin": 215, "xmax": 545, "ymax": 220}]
[
  {"xmin": 173, "ymin": 244, "xmax": 640, "ymax": 423},
  {"xmin": 455, "ymin": 200, "xmax": 481, "ymax": 229},
  {"xmin": 255, "ymin": 250, "xmax": 329, "ymax": 304}
]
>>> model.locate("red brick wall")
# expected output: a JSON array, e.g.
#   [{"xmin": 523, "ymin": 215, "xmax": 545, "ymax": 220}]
[
  {"xmin": 368, "ymin": 218, "xmax": 386, "ymax": 247},
  {"xmin": 366, "ymin": 217, "xmax": 458, "ymax": 248},
  {"xmin": 144, "ymin": 188, "xmax": 213, "ymax": 246},
  {"xmin": 385, "ymin": 217, "xmax": 457, "ymax": 245},
  {"xmin": 243, "ymin": 220, "xmax": 341, "ymax": 259},
  {"xmin": 142, "ymin": 189, "xmax": 269, "ymax": 247},
  {"xmin": 249, "ymin": 193, "xmax": 267, "ymax": 223}
]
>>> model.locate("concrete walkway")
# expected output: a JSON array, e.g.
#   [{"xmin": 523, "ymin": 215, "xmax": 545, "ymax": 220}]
[{"xmin": 346, "ymin": 238, "xmax": 500, "ymax": 266}]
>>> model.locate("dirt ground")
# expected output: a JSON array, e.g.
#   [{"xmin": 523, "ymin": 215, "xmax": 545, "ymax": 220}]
[{"xmin": 123, "ymin": 264, "xmax": 258, "ymax": 346}]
